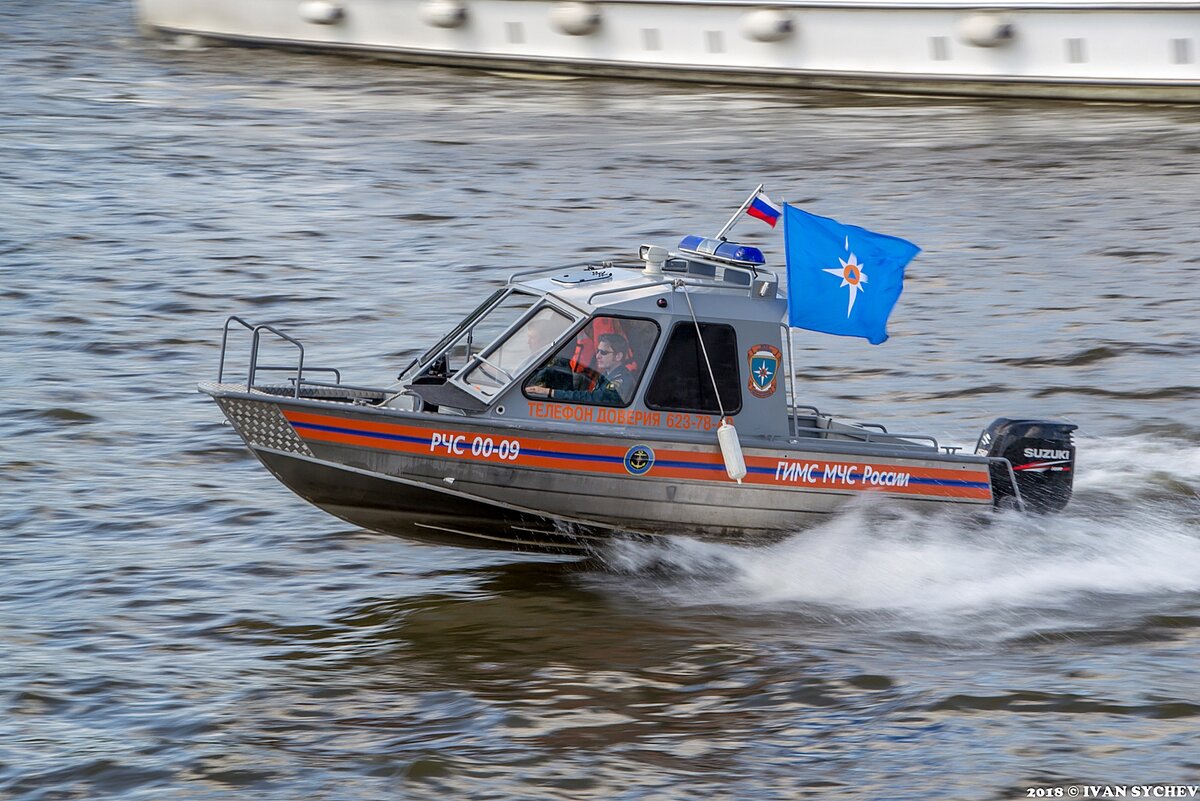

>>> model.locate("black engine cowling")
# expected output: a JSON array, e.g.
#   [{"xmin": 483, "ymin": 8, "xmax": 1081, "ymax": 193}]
[{"xmin": 975, "ymin": 418, "xmax": 1078, "ymax": 513}]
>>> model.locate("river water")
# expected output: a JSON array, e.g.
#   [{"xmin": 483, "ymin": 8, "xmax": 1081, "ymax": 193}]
[{"xmin": 3, "ymin": 1, "xmax": 1200, "ymax": 798}]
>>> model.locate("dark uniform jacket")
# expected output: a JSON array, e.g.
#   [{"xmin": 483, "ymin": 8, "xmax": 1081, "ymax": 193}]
[{"xmin": 546, "ymin": 365, "xmax": 633, "ymax": 405}]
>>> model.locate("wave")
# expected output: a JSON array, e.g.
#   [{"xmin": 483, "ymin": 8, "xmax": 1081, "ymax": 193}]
[{"xmin": 598, "ymin": 436, "xmax": 1200, "ymax": 628}]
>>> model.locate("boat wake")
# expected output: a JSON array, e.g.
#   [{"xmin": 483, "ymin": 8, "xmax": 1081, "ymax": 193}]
[{"xmin": 599, "ymin": 435, "xmax": 1200, "ymax": 629}]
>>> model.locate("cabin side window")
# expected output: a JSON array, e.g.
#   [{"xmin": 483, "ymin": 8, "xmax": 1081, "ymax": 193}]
[
  {"xmin": 523, "ymin": 316, "xmax": 659, "ymax": 407},
  {"xmin": 644, "ymin": 322, "xmax": 742, "ymax": 415}
]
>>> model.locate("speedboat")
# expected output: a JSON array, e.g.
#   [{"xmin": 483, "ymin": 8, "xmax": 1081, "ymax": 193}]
[{"xmin": 200, "ymin": 201, "xmax": 1077, "ymax": 552}]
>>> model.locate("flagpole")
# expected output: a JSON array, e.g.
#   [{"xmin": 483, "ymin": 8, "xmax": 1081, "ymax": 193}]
[
  {"xmin": 781, "ymin": 195, "xmax": 788, "ymax": 308},
  {"xmin": 713, "ymin": 184, "xmax": 763, "ymax": 241},
  {"xmin": 780, "ymin": 197, "xmax": 797, "ymax": 421}
]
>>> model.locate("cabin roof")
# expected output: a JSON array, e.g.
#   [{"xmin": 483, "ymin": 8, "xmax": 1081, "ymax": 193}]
[{"xmin": 509, "ymin": 250, "xmax": 787, "ymax": 323}]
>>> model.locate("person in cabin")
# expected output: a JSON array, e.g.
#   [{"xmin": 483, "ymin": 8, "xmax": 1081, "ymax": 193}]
[
  {"xmin": 569, "ymin": 317, "xmax": 635, "ymax": 373},
  {"xmin": 527, "ymin": 333, "xmax": 635, "ymax": 405},
  {"xmin": 520, "ymin": 315, "xmax": 563, "ymax": 364},
  {"xmin": 522, "ymin": 315, "xmax": 577, "ymax": 393}
]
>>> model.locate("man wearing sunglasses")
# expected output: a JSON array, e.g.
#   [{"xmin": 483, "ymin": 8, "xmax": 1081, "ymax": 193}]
[{"xmin": 526, "ymin": 333, "xmax": 635, "ymax": 405}]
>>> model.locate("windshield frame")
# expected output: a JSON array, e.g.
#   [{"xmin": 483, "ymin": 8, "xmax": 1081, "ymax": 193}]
[
  {"xmin": 398, "ymin": 286, "xmax": 511, "ymax": 383},
  {"xmin": 450, "ymin": 297, "xmax": 584, "ymax": 403}
]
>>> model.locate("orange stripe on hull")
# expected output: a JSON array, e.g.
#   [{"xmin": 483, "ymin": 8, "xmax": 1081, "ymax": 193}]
[{"xmin": 282, "ymin": 410, "xmax": 992, "ymax": 501}]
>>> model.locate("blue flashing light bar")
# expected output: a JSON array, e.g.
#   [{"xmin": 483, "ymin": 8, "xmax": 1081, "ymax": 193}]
[{"xmin": 678, "ymin": 235, "xmax": 766, "ymax": 267}]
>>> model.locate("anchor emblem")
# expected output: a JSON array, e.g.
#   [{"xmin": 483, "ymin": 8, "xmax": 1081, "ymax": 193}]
[{"xmin": 623, "ymin": 445, "xmax": 655, "ymax": 475}]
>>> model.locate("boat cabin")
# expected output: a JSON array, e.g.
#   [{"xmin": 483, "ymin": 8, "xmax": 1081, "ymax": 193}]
[{"xmin": 395, "ymin": 237, "xmax": 797, "ymax": 441}]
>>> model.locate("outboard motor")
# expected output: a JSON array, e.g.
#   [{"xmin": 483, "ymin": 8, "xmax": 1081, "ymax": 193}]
[{"xmin": 976, "ymin": 418, "xmax": 1078, "ymax": 513}]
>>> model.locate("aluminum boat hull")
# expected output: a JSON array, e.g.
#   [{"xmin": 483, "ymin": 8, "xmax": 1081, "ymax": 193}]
[{"xmin": 207, "ymin": 384, "xmax": 995, "ymax": 551}]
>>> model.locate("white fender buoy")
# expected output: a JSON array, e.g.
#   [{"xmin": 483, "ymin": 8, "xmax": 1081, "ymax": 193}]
[
  {"xmin": 298, "ymin": 1, "xmax": 344, "ymax": 25},
  {"xmin": 420, "ymin": 0, "xmax": 469, "ymax": 29},
  {"xmin": 741, "ymin": 9, "xmax": 795, "ymax": 44},
  {"xmin": 551, "ymin": 2, "xmax": 602, "ymax": 36},
  {"xmin": 957, "ymin": 13, "xmax": 1015, "ymax": 47},
  {"xmin": 718, "ymin": 418, "xmax": 747, "ymax": 484}
]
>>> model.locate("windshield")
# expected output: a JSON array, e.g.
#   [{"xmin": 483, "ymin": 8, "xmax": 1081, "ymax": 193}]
[
  {"xmin": 461, "ymin": 306, "xmax": 574, "ymax": 396},
  {"xmin": 405, "ymin": 287, "xmax": 507, "ymax": 379},
  {"xmin": 403, "ymin": 289, "xmax": 541, "ymax": 385}
]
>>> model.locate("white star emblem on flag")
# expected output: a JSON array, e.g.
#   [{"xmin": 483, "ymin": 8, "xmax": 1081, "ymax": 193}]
[{"xmin": 823, "ymin": 237, "xmax": 869, "ymax": 317}]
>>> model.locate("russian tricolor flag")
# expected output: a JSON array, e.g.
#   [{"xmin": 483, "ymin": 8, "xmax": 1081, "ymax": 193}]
[{"xmin": 745, "ymin": 191, "xmax": 782, "ymax": 228}]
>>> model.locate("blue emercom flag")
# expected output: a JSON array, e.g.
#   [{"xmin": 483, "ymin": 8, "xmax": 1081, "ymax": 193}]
[{"xmin": 784, "ymin": 204, "xmax": 921, "ymax": 345}]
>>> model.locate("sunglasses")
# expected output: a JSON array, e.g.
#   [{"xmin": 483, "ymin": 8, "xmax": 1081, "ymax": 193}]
[{"xmin": 596, "ymin": 348, "xmax": 617, "ymax": 356}]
